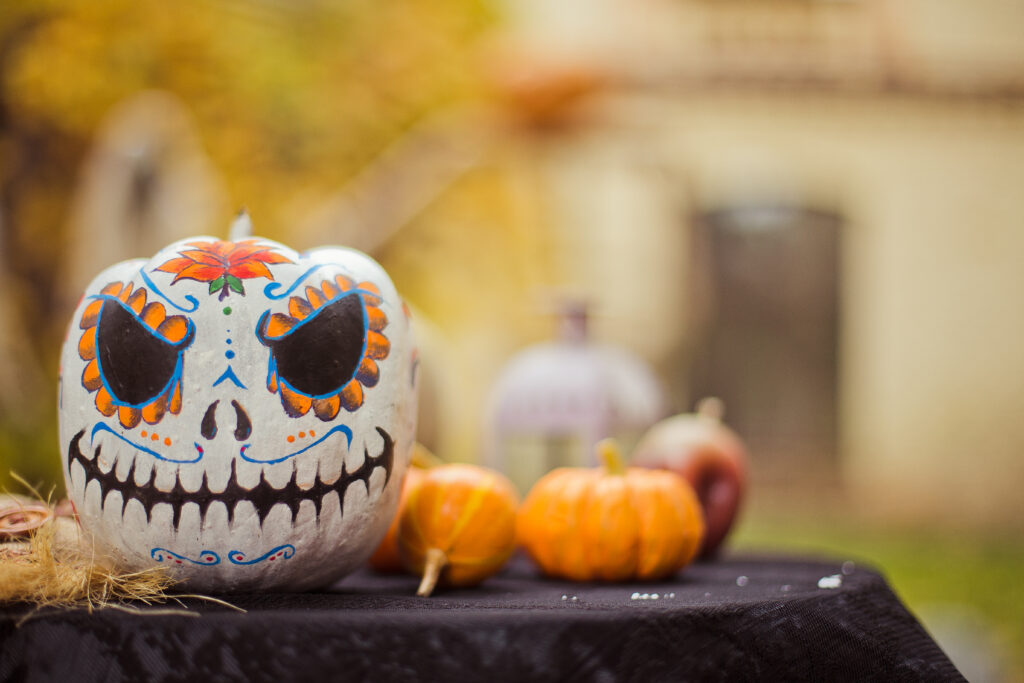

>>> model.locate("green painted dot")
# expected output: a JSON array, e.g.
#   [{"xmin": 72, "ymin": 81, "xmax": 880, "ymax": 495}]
[{"xmin": 223, "ymin": 306, "xmax": 232, "ymax": 315}]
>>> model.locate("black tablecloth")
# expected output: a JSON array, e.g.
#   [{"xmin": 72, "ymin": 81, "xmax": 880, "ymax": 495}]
[{"xmin": 0, "ymin": 554, "xmax": 963, "ymax": 682}]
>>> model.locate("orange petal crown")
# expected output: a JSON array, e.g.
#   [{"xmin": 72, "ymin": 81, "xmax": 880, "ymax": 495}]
[
  {"xmin": 78, "ymin": 282, "xmax": 191, "ymax": 429},
  {"xmin": 155, "ymin": 239, "xmax": 293, "ymax": 300},
  {"xmin": 260, "ymin": 277, "xmax": 389, "ymax": 420}
]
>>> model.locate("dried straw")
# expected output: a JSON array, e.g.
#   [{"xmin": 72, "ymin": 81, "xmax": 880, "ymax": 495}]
[
  {"xmin": 0, "ymin": 482, "xmax": 242, "ymax": 618},
  {"xmin": 0, "ymin": 518, "xmax": 177, "ymax": 611}
]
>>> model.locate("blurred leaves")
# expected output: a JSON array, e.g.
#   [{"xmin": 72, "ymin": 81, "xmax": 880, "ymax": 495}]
[
  {"xmin": 0, "ymin": 0, "xmax": 495, "ymax": 487},
  {"xmin": 2, "ymin": 0, "xmax": 493, "ymax": 231}
]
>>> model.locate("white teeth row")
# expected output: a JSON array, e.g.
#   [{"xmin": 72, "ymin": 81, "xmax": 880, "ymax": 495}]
[
  {"xmin": 91, "ymin": 440, "xmax": 372, "ymax": 497},
  {"xmin": 79, "ymin": 468, "xmax": 383, "ymax": 536}
]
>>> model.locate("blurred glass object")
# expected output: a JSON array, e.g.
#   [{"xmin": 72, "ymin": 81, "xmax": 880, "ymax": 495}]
[{"xmin": 487, "ymin": 301, "xmax": 665, "ymax": 493}]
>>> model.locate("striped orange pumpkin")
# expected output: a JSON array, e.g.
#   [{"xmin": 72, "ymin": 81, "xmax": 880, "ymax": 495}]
[
  {"xmin": 517, "ymin": 439, "xmax": 705, "ymax": 581},
  {"xmin": 398, "ymin": 464, "xmax": 519, "ymax": 596}
]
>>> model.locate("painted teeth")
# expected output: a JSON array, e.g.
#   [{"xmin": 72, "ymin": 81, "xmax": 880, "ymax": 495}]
[{"xmin": 66, "ymin": 427, "xmax": 394, "ymax": 530}]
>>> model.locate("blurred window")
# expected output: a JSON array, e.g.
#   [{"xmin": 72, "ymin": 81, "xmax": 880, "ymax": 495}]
[{"xmin": 690, "ymin": 205, "xmax": 841, "ymax": 481}]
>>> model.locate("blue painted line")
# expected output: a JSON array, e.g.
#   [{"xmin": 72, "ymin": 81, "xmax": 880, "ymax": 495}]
[
  {"xmin": 139, "ymin": 268, "xmax": 200, "ymax": 313},
  {"xmin": 213, "ymin": 366, "xmax": 247, "ymax": 390},
  {"xmin": 91, "ymin": 422, "xmax": 203, "ymax": 464},
  {"xmin": 263, "ymin": 265, "xmax": 324, "ymax": 300},
  {"xmin": 151, "ymin": 547, "xmax": 221, "ymax": 565},
  {"xmin": 227, "ymin": 544, "xmax": 296, "ymax": 565},
  {"xmin": 239, "ymin": 424, "xmax": 352, "ymax": 465}
]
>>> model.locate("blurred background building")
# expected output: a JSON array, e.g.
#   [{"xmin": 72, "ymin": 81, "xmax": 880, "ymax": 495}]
[{"xmin": 1, "ymin": 1, "xmax": 1022, "ymax": 677}]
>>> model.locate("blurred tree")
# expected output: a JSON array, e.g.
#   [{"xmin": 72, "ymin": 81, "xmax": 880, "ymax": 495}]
[{"xmin": 0, "ymin": 0, "xmax": 496, "ymax": 488}]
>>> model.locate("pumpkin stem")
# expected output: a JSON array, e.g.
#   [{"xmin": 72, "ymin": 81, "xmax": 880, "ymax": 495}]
[
  {"xmin": 597, "ymin": 438, "xmax": 626, "ymax": 476},
  {"xmin": 411, "ymin": 443, "xmax": 443, "ymax": 469},
  {"xmin": 416, "ymin": 548, "xmax": 448, "ymax": 597},
  {"xmin": 696, "ymin": 396, "xmax": 725, "ymax": 422},
  {"xmin": 229, "ymin": 208, "xmax": 253, "ymax": 240}
]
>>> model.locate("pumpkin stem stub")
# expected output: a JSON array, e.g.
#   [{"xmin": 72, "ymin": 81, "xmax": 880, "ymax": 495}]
[
  {"xmin": 597, "ymin": 439, "xmax": 626, "ymax": 476},
  {"xmin": 228, "ymin": 208, "xmax": 253, "ymax": 241},
  {"xmin": 696, "ymin": 396, "xmax": 725, "ymax": 422},
  {"xmin": 416, "ymin": 548, "xmax": 448, "ymax": 597},
  {"xmin": 410, "ymin": 443, "xmax": 443, "ymax": 470}
]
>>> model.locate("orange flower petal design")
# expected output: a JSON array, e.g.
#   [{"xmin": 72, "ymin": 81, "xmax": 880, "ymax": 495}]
[
  {"xmin": 366, "ymin": 331, "xmax": 390, "ymax": 360},
  {"xmin": 334, "ymin": 275, "xmax": 355, "ymax": 292},
  {"xmin": 95, "ymin": 388, "xmax": 116, "ymax": 417},
  {"xmin": 366, "ymin": 306, "xmax": 387, "ymax": 332},
  {"xmin": 228, "ymin": 261, "xmax": 273, "ymax": 280},
  {"xmin": 82, "ymin": 360, "xmax": 102, "ymax": 391},
  {"xmin": 140, "ymin": 302, "xmax": 166, "ymax": 329},
  {"xmin": 169, "ymin": 382, "xmax": 182, "ymax": 414},
  {"xmin": 288, "ymin": 297, "xmax": 313, "ymax": 320},
  {"xmin": 127, "ymin": 288, "xmax": 147, "ymax": 314},
  {"xmin": 187, "ymin": 240, "xmax": 233, "ymax": 256},
  {"xmin": 157, "ymin": 316, "xmax": 190, "ymax": 343},
  {"xmin": 268, "ymin": 371, "xmax": 278, "ymax": 393},
  {"xmin": 99, "ymin": 282, "xmax": 123, "ymax": 297},
  {"xmin": 358, "ymin": 281, "xmax": 382, "ymax": 305},
  {"xmin": 225, "ymin": 242, "xmax": 272, "ymax": 262},
  {"xmin": 142, "ymin": 393, "xmax": 167, "ymax": 425},
  {"xmin": 78, "ymin": 329, "xmax": 96, "ymax": 361},
  {"xmin": 249, "ymin": 249, "xmax": 292, "ymax": 265},
  {"xmin": 313, "ymin": 395, "xmax": 341, "ymax": 421},
  {"xmin": 155, "ymin": 257, "xmax": 196, "ymax": 275},
  {"xmin": 356, "ymin": 357, "xmax": 379, "ymax": 387},
  {"xmin": 280, "ymin": 384, "xmax": 312, "ymax": 418},
  {"xmin": 118, "ymin": 405, "xmax": 141, "ymax": 429},
  {"xmin": 179, "ymin": 249, "xmax": 226, "ymax": 266},
  {"xmin": 340, "ymin": 380, "xmax": 364, "ymax": 412},
  {"xmin": 79, "ymin": 300, "xmax": 103, "ymax": 330},
  {"xmin": 306, "ymin": 286, "xmax": 326, "ymax": 310},
  {"xmin": 320, "ymin": 280, "xmax": 339, "ymax": 300},
  {"xmin": 172, "ymin": 263, "xmax": 226, "ymax": 283},
  {"xmin": 265, "ymin": 313, "xmax": 297, "ymax": 338},
  {"xmin": 117, "ymin": 282, "xmax": 134, "ymax": 302}
]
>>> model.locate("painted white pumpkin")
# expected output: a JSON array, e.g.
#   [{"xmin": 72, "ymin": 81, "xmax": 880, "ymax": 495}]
[{"xmin": 58, "ymin": 222, "xmax": 417, "ymax": 591}]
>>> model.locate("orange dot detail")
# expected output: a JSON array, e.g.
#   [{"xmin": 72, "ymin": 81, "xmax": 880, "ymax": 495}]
[
  {"xmin": 309, "ymin": 430, "xmax": 316, "ymax": 438},
  {"xmin": 141, "ymin": 431, "xmax": 148, "ymax": 437},
  {"xmin": 287, "ymin": 435, "xmax": 295, "ymax": 443},
  {"xmin": 299, "ymin": 432, "xmax": 306, "ymax": 438},
  {"xmin": 164, "ymin": 438, "xmax": 172, "ymax": 446},
  {"xmin": 151, "ymin": 433, "xmax": 159, "ymax": 441}
]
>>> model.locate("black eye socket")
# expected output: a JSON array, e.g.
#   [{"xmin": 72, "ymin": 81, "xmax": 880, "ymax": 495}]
[
  {"xmin": 257, "ymin": 293, "xmax": 365, "ymax": 398},
  {"xmin": 96, "ymin": 298, "xmax": 193, "ymax": 406}
]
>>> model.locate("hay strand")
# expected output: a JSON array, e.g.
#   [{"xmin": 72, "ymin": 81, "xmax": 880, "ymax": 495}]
[{"xmin": 0, "ymin": 492, "xmax": 244, "ymax": 616}]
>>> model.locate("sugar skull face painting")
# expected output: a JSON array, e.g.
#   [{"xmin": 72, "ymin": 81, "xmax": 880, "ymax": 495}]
[{"xmin": 58, "ymin": 221, "xmax": 417, "ymax": 591}]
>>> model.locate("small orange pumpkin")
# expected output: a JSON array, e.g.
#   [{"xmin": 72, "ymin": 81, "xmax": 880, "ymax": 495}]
[
  {"xmin": 368, "ymin": 444, "xmax": 441, "ymax": 573},
  {"xmin": 517, "ymin": 439, "xmax": 705, "ymax": 581},
  {"xmin": 398, "ymin": 464, "xmax": 519, "ymax": 596}
]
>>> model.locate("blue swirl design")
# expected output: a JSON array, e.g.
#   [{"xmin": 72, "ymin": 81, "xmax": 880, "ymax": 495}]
[
  {"xmin": 151, "ymin": 548, "xmax": 221, "ymax": 565},
  {"xmin": 92, "ymin": 423, "xmax": 203, "ymax": 464},
  {"xmin": 139, "ymin": 268, "xmax": 200, "ymax": 313},
  {"xmin": 263, "ymin": 266, "xmax": 324, "ymax": 300},
  {"xmin": 228, "ymin": 544, "xmax": 296, "ymax": 565}
]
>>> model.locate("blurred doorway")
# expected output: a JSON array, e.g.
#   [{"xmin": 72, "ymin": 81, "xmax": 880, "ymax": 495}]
[{"xmin": 689, "ymin": 206, "xmax": 841, "ymax": 482}]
